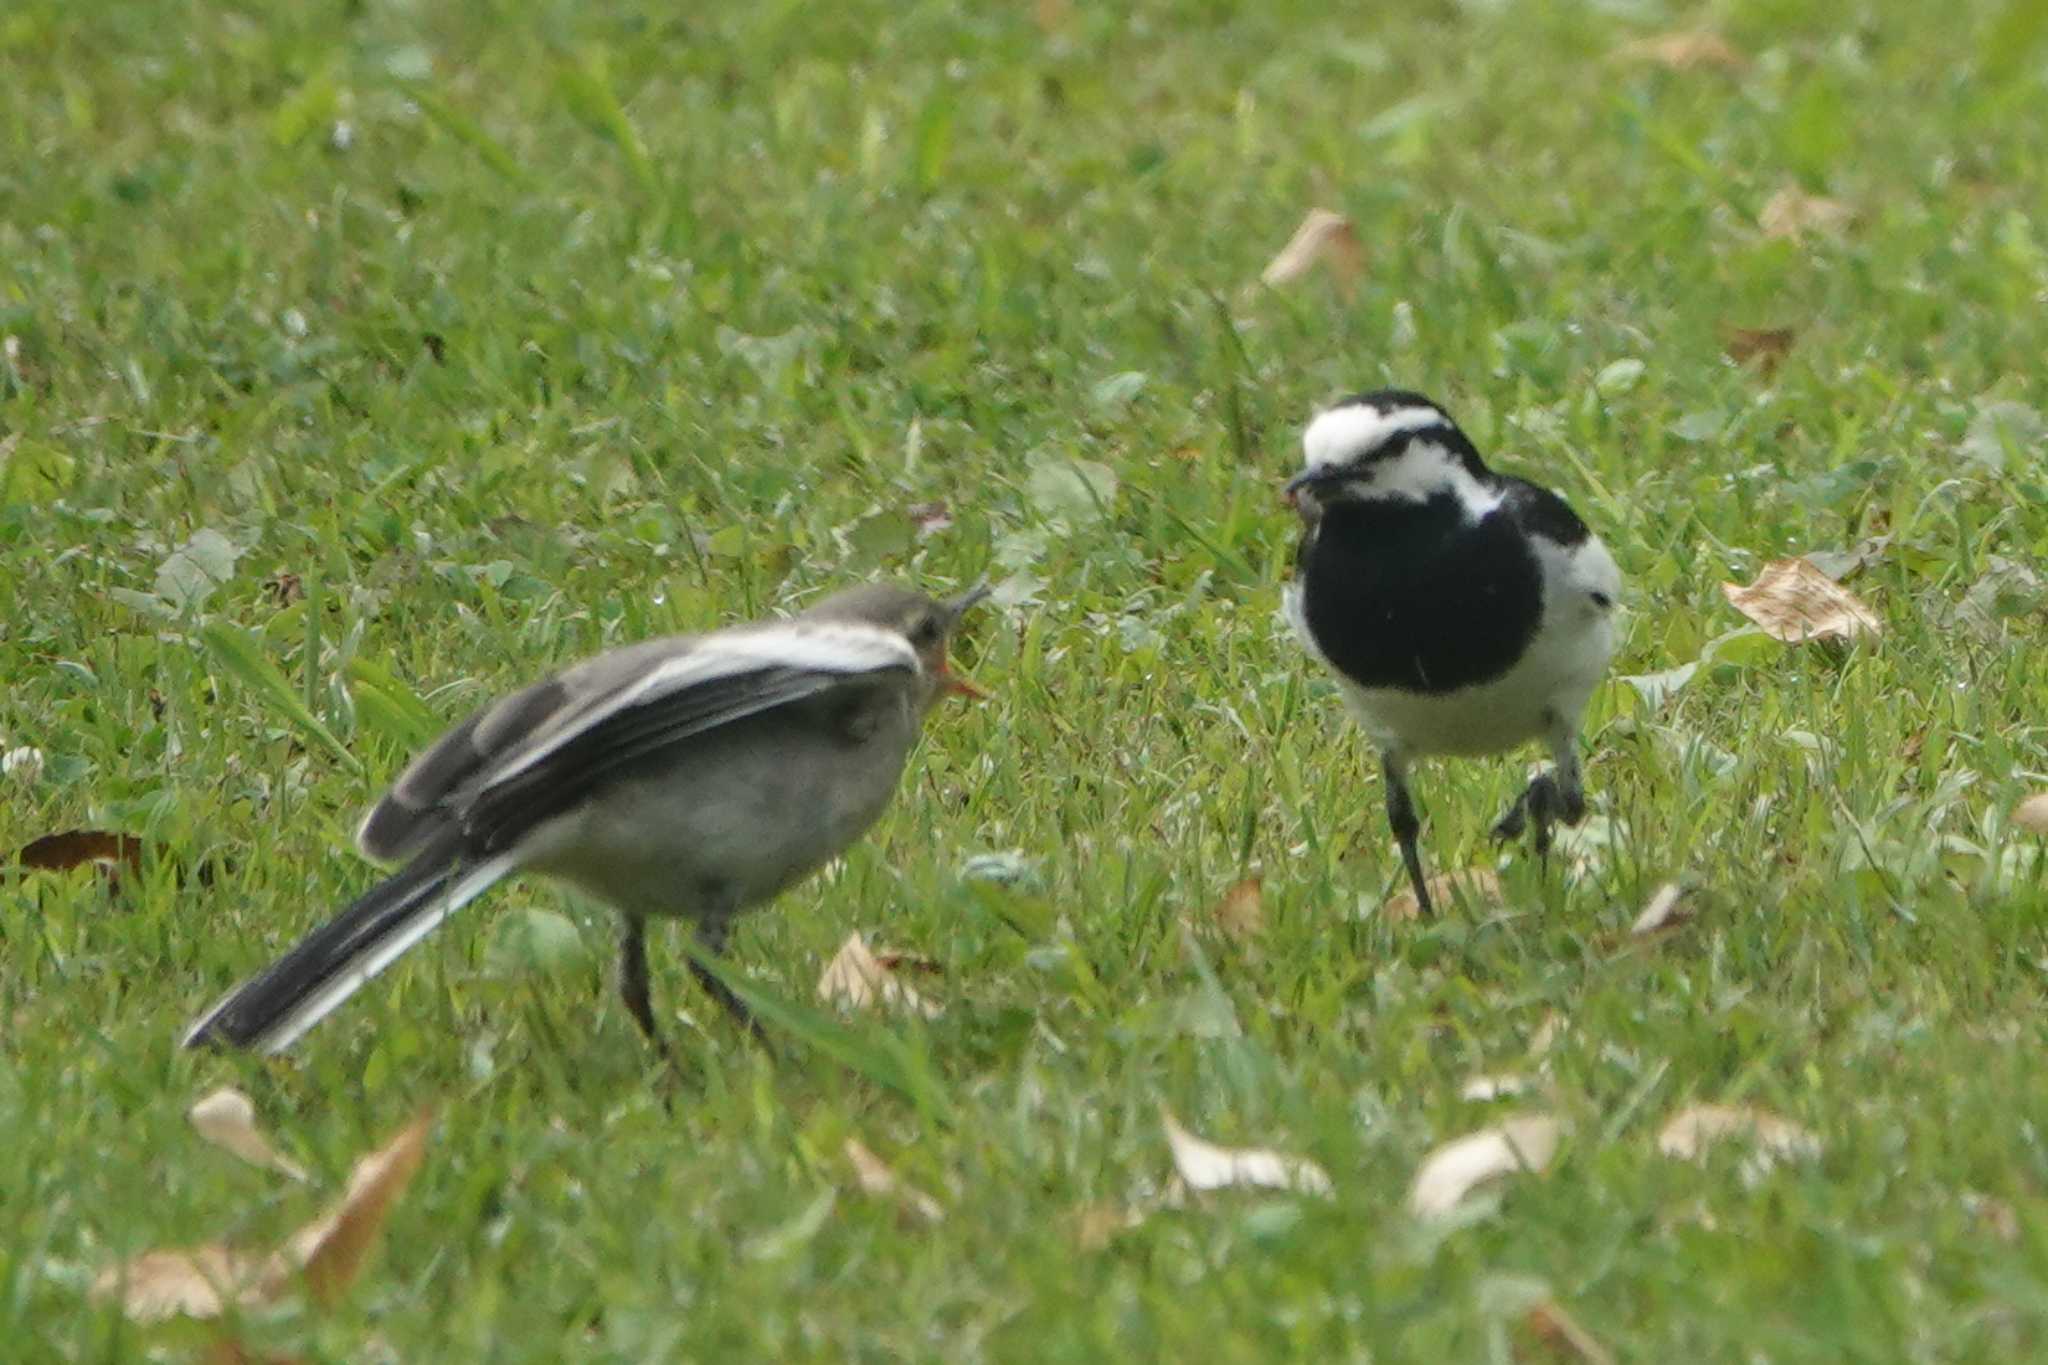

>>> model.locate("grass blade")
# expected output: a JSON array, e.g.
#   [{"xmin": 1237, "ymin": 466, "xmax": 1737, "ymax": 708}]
[{"xmin": 199, "ymin": 621, "xmax": 362, "ymax": 774}]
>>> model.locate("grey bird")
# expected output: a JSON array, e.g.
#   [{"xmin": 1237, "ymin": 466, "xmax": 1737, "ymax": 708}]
[{"xmin": 182, "ymin": 582, "xmax": 988, "ymax": 1055}]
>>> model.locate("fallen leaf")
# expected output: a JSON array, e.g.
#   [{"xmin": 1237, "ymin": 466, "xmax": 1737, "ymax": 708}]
[
  {"xmin": 1523, "ymin": 1299, "xmax": 1616, "ymax": 1364},
  {"xmin": 95, "ymin": 1112, "xmax": 431, "ymax": 1322},
  {"xmin": 1759, "ymin": 186, "xmax": 1852, "ymax": 241},
  {"xmin": 279, "ymin": 1109, "xmax": 433, "ymax": 1306},
  {"xmin": 1160, "ymin": 1108, "xmax": 1333, "ymax": 1197},
  {"xmin": 905, "ymin": 500, "xmax": 952, "ymax": 538},
  {"xmin": 1461, "ymin": 1072, "xmax": 1536, "ymax": 1102},
  {"xmin": 1615, "ymin": 30, "xmax": 1746, "ymax": 71},
  {"xmin": 1724, "ymin": 326, "xmax": 1795, "ymax": 372},
  {"xmin": 1721, "ymin": 558, "xmax": 1880, "ymax": 642},
  {"xmin": 1208, "ymin": 877, "xmax": 1264, "ymax": 943},
  {"xmin": 1408, "ymin": 1114, "xmax": 1562, "ymax": 1218},
  {"xmin": 14, "ymin": 829, "xmax": 146, "ymax": 883},
  {"xmin": 262, "ymin": 572, "xmax": 305, "ymax": 607},
  {"xmin": 92, "ymin": 1246, "xmax": 267, "ymax": 1324},
  {"xmin": 1657, "ymin": 1103, "xmax": 1820, "ymax": 1172},
  {"xmin": 842, "ymin": 1138, "xmax": 943, "ymax": 1224},
  {"xmin": 189, "ymin": 1089, "xmax": 309, "ymax": 1181},
  {"xmin": 817, "ymin": 933, "xmax": 943, "ymax": 1018},
  {"xmin": 1527, "ymin": 1013, "xmax": 1567, "ymax": 1058},
  {"xmin": 2015, "ymin": 793, "xmax": 2048, "ymax": 835},
  {"xmin": 1629, "ymin": 882, "xmax": 1693, "ymax": 937},
  {"xmin": 1385, "ymin": 868, "xmax": 1503, "ymax": 922},
  {"xmin": 1260, "ymin": 208, "xmax": 1364, "ymax": 297}
]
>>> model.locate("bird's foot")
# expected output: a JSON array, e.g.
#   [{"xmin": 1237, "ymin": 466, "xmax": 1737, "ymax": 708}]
[{"xmin": 1492, "ymin": 771, "xmax": 1585, "ymax": 856}]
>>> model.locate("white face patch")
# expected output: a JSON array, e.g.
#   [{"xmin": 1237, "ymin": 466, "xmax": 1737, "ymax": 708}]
[
  {"xmin": 1367, "ymin": 439, "xmax": 1505, "ymax": 519},
  {"xmin": 1302, "ymin": 403, "xmax": 1453, "ymax": 472}
]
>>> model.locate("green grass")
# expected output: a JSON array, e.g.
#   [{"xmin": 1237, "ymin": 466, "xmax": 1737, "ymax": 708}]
[{"xmin": 5, "ymin": 0, "xmax": 2048, "ymax": 1357}]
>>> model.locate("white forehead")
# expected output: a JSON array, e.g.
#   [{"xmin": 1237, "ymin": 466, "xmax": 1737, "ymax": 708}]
[{"xmin": 1301, "ymin": 403, "xmax": 1452, "ymax": 471}]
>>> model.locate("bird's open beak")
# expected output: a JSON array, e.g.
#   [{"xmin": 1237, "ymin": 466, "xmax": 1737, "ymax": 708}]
[{"xmin": 940, "ymin": 580, "xmax": 992, "ymax": 700}]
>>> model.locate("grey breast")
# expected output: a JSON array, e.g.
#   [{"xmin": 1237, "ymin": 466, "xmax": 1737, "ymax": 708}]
[{"xmin": 528, "ymin": 677, "xmax": 923, "ymax": 922}]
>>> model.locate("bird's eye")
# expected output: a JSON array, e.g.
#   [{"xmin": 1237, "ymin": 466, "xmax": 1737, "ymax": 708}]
[{"xmin": 908, "ymin": 612, "xmax": 941, "ymax": 647}]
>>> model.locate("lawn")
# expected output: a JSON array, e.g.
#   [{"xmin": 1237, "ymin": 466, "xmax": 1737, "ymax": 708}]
[{"xmin": 5, "ymin": 0, "xmax": 2048, "ymax": 1358}]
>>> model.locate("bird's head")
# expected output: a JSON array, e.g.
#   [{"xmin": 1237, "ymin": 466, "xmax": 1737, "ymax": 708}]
[
  {"xmin": 803, "ymin": 581, "xmax": 990, "ymax": 706},
  {"xmin": 1284, "ymin": 390, "xmax": 1493, "ymax": 520}
]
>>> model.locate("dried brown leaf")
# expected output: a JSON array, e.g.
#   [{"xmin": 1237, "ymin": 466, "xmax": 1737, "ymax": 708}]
[
  {"xmin": 1209, "ymin": 876, "xmax": 1265, "ymax": 943},
  {"xmin": 842, "ymin": 1137, "xmax": 943, "ymax": 1224},
  {"xmin": 14, "ymin": 829, "xmax": 146, "ymax": 883},
  {"xmin": 189, "ymin": 1088, "xmax": 308, "ymax": 1182},
  {"xmin": 278, "ymin": 1109, "xmax": 433, "ymax": 1306},
  {"xmin": 91, "ymin": 1246, "xmax": 264, "ymax": 1324},
  {"xmin": 817, "ymin": 933, "xmax": 943, "ymax": 1018},
  {"xmin": 1409, "ymin": 1114, "xmax": 1562, "ymax": 1218},
  {"xmin": 1629, "ymin": 882, "xmax": 1693, "ymax": 937},
  {"xmin": 1657, "ymin": 1103, "xmax": 1820, "ymax": 1171},
  {"xmin": 1161, "ymin": 1108, "xmax": 1333, "ymax": 1197},
  {"xmin": 1759, "ymin": 186, "xmax": 1852, "ymax": 241},
  {"xmin": 1615, "ymin": 30, "xmax": 1747, "ymax": 71},
  {"xmin": 1722, "ymin": 558, "xmax": 1880, "ymax": 643},
  {"xmin": 1260, "ymin": 209, "xmax": 1364, "ymax": 296},
  {"xmin": 1386, "ymin": 868, "xmax": 1503, "ymax": 922},
  {"xmin": 2014, "ymin": 793, "xmax": 2048, "ymax": 835},
  {"xmin": 1725, "ymin": 326, "xmax": 1795, "ymax": 372},
  {"xmin": 1523, "ymin": 1299, "xmax": 1617, "ymax": 1364}
]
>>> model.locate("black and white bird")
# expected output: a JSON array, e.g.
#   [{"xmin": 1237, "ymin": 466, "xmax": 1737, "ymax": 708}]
[
  {"xmin": 183, "ymin": 582, "xmax": 988, "ymax": 1056},
  {"xmin": 1282, "ymin": 390, "xmax": 1620, "ymax": 915}
]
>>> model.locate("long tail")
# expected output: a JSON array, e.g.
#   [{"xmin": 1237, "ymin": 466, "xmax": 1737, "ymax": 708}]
[{"xmin": 182, "ymin": 832, "xmax": 515, "ymax": 1054}]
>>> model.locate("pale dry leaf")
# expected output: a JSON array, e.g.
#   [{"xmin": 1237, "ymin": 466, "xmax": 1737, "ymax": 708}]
[
  {"xmin": 817, "ymin": 933, "xmax": 943, "ymax": 1018},
  {"xmin": 1527, "ymin": 1013, "xmax": 1567, "ymax": 1058},
  {"xmin": 1385, "ymin": 867, "xmax": 1503, "ymax": 922},
  {"xmin": 1408, "ymin": 1114, "xmax": 1562, "ymax": 1218},
  {"xmin": 189, "ymin": 1088, "xmax": 309, "ymax": 1182},
  {"xmin": 1524, "ymin": 1299, "xmax": 1617, "ymax": 1365},
  {"xmin": 2013, "ymin": 793, "xmax": 2048, "ymax": 835},
  {"xmin": 1629, "ymin": 882, "xmax": 1693, "ymax": 937},
  {"xmin": 842, "ymin": 1137, "xmax": 943, "ymax": 1224},
  {"xmin": 1461, "ymin": 1072, "xmax": 1536, "ymax": 1102},
  {"xmin": 1160, "ymin": 1108, "xmax": 1333, "ymax": 1197},
  {"xmin": 1210, "ymin": 876, "xmax": 1265, "ymax": 943},
  {"xmin": 1759, "ymin": 186, "xmax": 1852, "ymax": 241},
  {"xmin": 1721, "ymin": 558, "xmax": 1880, "ymax": 643},
  {"xmin": 1657, "ymin": 1103, "xmax": 1820, "ymax": 1171},
  {"xmin": 278, "ymin": 1109, "xmax": 433, "ymax": 1306},
  {"xmin": 91, "ymin": 1245, "xmax": 264, "ymax": 1324},
  {"xmin": 1615, "ymin": 30, "xmax": 1746, "ymax": 71},
  {"xmin": 1260, "ymin": 209, "xmax": 1364, "ymax": 296}
]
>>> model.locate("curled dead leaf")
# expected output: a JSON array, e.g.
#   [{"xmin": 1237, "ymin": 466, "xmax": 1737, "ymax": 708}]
[
  {"xmin": 1722, "ymin": 558, "xmax": 1880, "ymax": 643},
  {"xmin": 91, "ymin": 1246, "xmax": 264, "ymax": 1324},
  {"xmin": 1657, "ymin": 1103, "xmax": 1820, "ymax": 1171},
  {"xmin": 189, "ymin": 1089, "xmax": 308, "ymax": 1182},
  {"xmin": 1409, "ymin": 1114, "xmax": 1562, "ymax": 1218},
  {"xmin": 842, "ymin": 1137, "xmax": 943, "ymax": 1224},
  {"xmin": 1615, "ymin": 30, "xmax": 1746, "ymax": 71},
  {"xmin": 1260, "ymin": 209, "xmax": 1364, "ymax": 297},
  {"xmin": 1386, "ymin": 868, "xmax": 1502, "ymax": 922},
  {"xmin": 2013, "ymin": 793, "xmax": 2048, "ymax": 835},
  {"xmin": 1629, "ymin": 882, "xmax": 1693, "ymax": 937},
  {"xmin": 1161, "ymin": 1108, "xmax": 1333, "ymax": 1197},
  {"xmin": 280, "ymin": 1109, "xmax": 434, "ymax": 1306},
  {"xmin": 1524, "ymin": 1299, "xmax": 1616, "ymax": 1364},
  {"xmin": 817, "ymin": 933, "xmax": 943, "ymax": 1018},
  {"xmin": 1209, "ymin": 877, "xmax": 1264, "ymax": 943},
  {"xmin": 1759, "ymin": 186, "xmax": 1852, "ymax": 241}
]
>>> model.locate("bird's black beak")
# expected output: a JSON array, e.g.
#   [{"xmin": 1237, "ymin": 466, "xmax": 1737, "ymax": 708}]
[
  {"xmin": 1284, "ymin": 469, "xmax": 1337, "ymax": 510},
  {"xmin": 943, "ymin": 580, "xmax": 992, "ymax": 628}
]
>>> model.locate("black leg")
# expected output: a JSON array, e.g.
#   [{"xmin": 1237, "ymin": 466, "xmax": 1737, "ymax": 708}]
[
  {"xmin": 1383, "ymin": 754, "xmax": 1433, "ymax": 916},
  {"xmin": 686, "ymin": 916, "xmax": 767, "ymax": 1040},
  {"xmin": 618, "ymin": 916, "xmax": 670, "ymax": 1056}
]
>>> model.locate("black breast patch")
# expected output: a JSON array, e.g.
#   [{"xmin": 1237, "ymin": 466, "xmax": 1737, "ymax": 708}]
[{"xmin": 1301, "ymin": 494, "xmax": 1543, "ymax": 694}]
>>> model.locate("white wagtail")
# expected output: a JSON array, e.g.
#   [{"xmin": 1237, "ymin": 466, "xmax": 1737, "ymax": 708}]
[
  {"xmin": 183, "ymin": 582, "xmax": 988, "ymax": 1055},
  {"xmin": 1282, "ymin": 390, "xmax": 1621, "ymax": 915}
]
